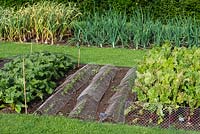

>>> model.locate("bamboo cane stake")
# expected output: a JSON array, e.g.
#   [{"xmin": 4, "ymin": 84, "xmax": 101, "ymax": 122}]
[{"xmin": 23, "ymin": 58, "xmax": 28, "ymax": 114}]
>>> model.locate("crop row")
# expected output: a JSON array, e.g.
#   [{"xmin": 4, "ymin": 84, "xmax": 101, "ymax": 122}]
[
  {"xmin": 0, "ymin": 2, "xmax": 81, "ymax": 45},
  {"xmin": 72, "ymin": 11, "xmax": 200, "ymax": 48},
  {"xmin": 0, "ymin": 52, "xmax": 75, "ymax": 113},
  {"xmin": 134, "ymin": 43, "xmax": 200, "ymax": 123},
  {"xmin": 1, "ymin": 1, "xmax": 200, "ymax": 48}
]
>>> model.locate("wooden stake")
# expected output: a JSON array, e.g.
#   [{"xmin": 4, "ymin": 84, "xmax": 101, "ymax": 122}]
[{"xmin": 23, "ymin": 58, "xmax": 27, "ymax": 114}]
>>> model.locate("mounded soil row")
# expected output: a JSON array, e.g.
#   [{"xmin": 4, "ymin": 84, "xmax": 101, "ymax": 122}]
[
  {"xmin": 69, "ymin": 65, "xmax": 118, "ymax": 120},
  {"xmin": 100, "ymin": 68, "xmax": 137, "ymax": 123},
  {"xmin": 34, "ymin": 64, "xmax": 100, "ymax": 115},
  {"xmin": 33, "ymin": 64, "xmax": 137, "ymax": 124}
]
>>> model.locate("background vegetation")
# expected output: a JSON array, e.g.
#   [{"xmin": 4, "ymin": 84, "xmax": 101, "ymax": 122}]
[
  {"xmin": 0, "ymin": 1, "xmax": 81, "ymax": 44},
  {"xmin": 1, "ymin": 0, "xmax": 200, "ymax": 20},
  {"xmin": 1, "ymin": 1, "xmax": 200, "ymax": 48}
]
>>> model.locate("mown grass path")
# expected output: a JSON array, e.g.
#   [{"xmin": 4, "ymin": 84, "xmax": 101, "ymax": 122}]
[
  {"xmin": 0, "ymin": 114, "xmax": 198, "ymax": 134},
  {"xmin": 0, "ymin": 42, "xmax": 146, "ymax": 67}
]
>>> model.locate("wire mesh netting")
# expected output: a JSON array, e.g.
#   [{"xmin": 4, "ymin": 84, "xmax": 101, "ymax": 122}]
[{"xmin": 125, "ymin": 103, "xmax": 200, "ymax": 131}]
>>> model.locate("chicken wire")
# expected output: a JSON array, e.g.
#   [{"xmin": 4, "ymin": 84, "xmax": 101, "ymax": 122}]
[{"xmin": 125, "ymin": 104, "xmax": 200, "ymax": 131}]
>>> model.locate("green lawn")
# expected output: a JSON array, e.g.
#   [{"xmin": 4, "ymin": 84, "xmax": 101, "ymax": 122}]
[
  {"xmin": 0, "ymin": 42, "xmax": 198, "ymax": 134},
  {"xmin": 0, "ymin": 114, "xmax": 197, "ymax": 134},
  {"xmin": 0, "ymin": 42, "xmax": 146, "ymax": 67}
]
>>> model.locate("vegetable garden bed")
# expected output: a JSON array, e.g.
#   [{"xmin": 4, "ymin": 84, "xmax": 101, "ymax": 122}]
[
  {"xmin": 0, "ymin": 47, "xmax": 200, "ymax": 132},
  {"xmin": 0, "ymin": 58, "xmax": 83, "ymax": 114},
  {"xmin": 0, "ymin": 56, "xmax": 136, "ymax": 124},
  {"xmin": 125, "ymin": 43, "xmax": 200, "ymax": 131}
]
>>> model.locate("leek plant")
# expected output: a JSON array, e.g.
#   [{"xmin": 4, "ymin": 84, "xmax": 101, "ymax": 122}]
[
  {"xmin": 71, "ymin": 11, "xmax": 128, "ymax": 48},
  {"xmin": 72, "ymin": 10, "xmax": 200, "ymax": 48}
]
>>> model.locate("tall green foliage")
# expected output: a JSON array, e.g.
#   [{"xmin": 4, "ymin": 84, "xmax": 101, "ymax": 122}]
[
  {"xmin": 71, "ymin": 11, "xmax": 200, "ymax": 48},
  {"xmin": 0, "ymin": 1, "xmax": 81, "ymax": 44},
  {"xmin": 71, "ymin": 11, "xmax": 128, "ymax": 48}
]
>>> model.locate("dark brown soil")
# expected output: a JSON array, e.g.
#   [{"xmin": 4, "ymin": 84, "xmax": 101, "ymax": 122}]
[
  {"xmin": 96, "ymin": 67, "xmax": 129, "ymax": 120},
  {"xmin": 55, "ymin": 64, "xmax": 85, "ymax": 87},
  {"xmin": 0, "ymin": 107, "xmax": 17, "ymax": 114},
  {"xmin": 0, "ymin": 59, "xmax": 10, "ymax": 68},
  {"xmin": 58, "ymin": 80, "xmax": 91, "ymax": 116},
  {"xmin": 125, "ymin": 103, "xmax": 200, "ymax": 131},
  {"xmin": 54, "ymin": 66, "xmax": 130, "ymax": 118}
]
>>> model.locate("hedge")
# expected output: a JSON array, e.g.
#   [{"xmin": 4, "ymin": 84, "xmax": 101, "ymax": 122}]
[{"xmin": 1, "ymin": 0, "xmax": 200, "ymax": 20}]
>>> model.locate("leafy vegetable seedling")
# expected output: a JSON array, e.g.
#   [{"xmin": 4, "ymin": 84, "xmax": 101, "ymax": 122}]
[{"xmin": 0, "ymin": 52, "xmax": 75, "ymax": 113}]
